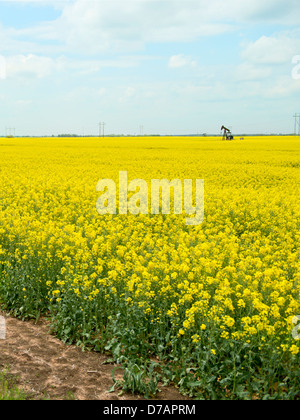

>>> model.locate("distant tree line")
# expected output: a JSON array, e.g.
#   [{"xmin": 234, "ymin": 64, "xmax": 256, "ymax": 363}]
[{"xmin": 57, "ymin": 134, "xmax": 79, "ymax": 137}]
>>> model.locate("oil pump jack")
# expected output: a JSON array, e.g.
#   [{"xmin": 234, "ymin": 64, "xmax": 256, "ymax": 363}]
[{"xmin": 221, "ymin": 125, "xmax": 234, "ymax": 140}]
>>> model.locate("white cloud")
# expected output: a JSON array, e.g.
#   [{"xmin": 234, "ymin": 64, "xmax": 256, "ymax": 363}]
[
  {"xmin": 3, "ymin": 53, "xmax": 142, "ymax": 80},
  {"xmin": 1, "ymin": 1, "xmax": 243, "ymax": 55},
  {"xmin": 241, "ymin": 33, "xmax": 300, "ymax": 64},
  {"xmin": 228, "ymin": 0, "xmax": 300, "ymax": 25},
  {"xmin": 6, "ymin": 54, "xmax": 57, "ymax": 78},
  {"xmin": 236, "ymin": 63, "xmax": 272, "ymax": 81},
  {"xmin": 118, "ymin": 86, "xmax": 137, "ymax": 103},
  {"xmin": 2, "ymin": 1, "xmax": 300, "ymax": 56},
  {"xmin": 168, "ymin": 54, "xmax": 197, "ymax": 68},
  {"xmin": 264, "ymin": 75, "xmax": 300, "ymax": 97},
  {"xmin": 1, "ymin": 0, "xmax": 300, "ymax": 135}
]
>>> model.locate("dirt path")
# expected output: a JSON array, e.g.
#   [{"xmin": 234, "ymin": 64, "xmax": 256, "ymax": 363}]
[{"xmin": 0, "ymin": 311, "xmax": 189, "ymax": 400}]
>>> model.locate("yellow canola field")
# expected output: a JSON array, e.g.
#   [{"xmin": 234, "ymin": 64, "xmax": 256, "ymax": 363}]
[{"xmin": 0, "ymin": 135, "xmax": 299, "ymax": 398}]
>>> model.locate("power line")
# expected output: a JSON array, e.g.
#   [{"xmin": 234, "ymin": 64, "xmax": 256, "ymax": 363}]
[{"xmin": 294, "ymin": 114, "xmax": 300, "ymax": 135}]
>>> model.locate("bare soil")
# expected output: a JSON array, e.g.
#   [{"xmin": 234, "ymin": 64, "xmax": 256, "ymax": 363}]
[{"xmin": 0, "ymin": 311, "xmax": 189, "ymax": 400}]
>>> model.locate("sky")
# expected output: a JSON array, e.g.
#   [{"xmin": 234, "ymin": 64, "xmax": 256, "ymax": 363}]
[{"xmin": 0, "ymin": 0, "xmax": 300, "ymax": 136}]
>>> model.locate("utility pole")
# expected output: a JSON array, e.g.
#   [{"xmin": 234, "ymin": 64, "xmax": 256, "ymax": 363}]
[
  {"xmin": 99, "ymin": 122, "xmax": 105, "ymax": 137},
  {"xmin": 5, "ymin": 127, "xmax": 15, "ymax": 137},
  {"xmin": 294, "ymin": 114, "xmax": 300, "ymax": 135}
]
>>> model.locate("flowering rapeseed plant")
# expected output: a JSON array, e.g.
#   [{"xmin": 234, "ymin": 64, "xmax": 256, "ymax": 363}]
[{"xmin": 0, "ymin": 135, "xmax": 299, "ymax": 399}]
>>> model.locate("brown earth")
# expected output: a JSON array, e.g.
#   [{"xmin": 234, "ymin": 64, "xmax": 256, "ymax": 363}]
[{"xmin": 0, "ymin": 311, "xmax": 190, "ymax": 400}]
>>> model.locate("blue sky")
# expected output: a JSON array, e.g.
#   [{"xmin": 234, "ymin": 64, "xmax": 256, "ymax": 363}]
[{"xmin": 0, "ymin": 0, "xmax": 300, "ymax": 136}]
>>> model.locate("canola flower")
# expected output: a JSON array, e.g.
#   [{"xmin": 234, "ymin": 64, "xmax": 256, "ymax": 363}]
[{"xmin": 0, "ymin": 135, "xmax": 299, "ymax": 399}]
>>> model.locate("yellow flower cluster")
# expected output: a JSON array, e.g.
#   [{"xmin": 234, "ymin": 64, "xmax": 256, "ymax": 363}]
[{"xmin": 0, "ymin": 135, "xmax": 299, "ymax": 359}]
